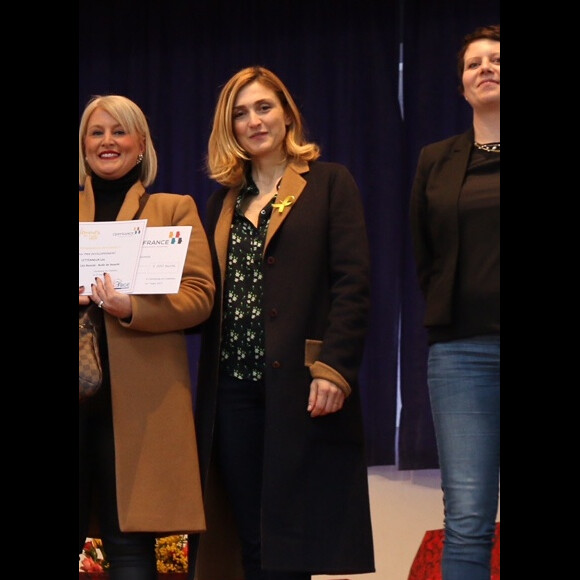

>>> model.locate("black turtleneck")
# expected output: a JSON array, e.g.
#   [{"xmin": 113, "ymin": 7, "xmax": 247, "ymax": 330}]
[{"xmin": 92, "ymin": 165, "xmax": 141, "ymax": 222}]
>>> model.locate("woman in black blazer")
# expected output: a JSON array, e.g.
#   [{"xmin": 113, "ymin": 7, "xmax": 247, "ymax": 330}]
[{"xmin": 409, "ymin": 25, "xmax": 500, "ymax": 580}]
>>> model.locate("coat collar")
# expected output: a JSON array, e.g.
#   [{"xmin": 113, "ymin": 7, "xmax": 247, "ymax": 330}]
[
  {"xmin": 441, "ymin": 129, "xmax": 475, "ymax": 202},
  {"xmin": 79, "ymin": 176, "xmax": 147, "ymax": 222},
  {"xmin": 213, "ymin": 160, "xmax": 309, "ymax": 277}
]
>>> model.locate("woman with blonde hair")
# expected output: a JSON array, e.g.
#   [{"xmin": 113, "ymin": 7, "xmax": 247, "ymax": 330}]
[
  {"xmin": 79, "ymin": 94, "xmax": 215, "ymax": 580},
  {"xmin": 191, "ymin": 66, "xmax": 375, "ymax": 580}
]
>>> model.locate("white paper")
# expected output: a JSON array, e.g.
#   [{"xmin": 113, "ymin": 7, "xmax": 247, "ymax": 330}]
[
  {"xmin": 131, "ymin": 226, "xmax": 192, "ymax": 294},
  {"xmin": 79, "ymin": 220, "xmax": 147, "ymax": 295}
]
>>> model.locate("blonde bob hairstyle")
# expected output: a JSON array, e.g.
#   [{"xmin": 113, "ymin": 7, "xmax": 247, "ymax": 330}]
[
  {"xmin": 79, "ymin": 94, "xmax": 158, "ymax": 187},
  {"xmin": 206, "ymin": 66, "xmax": 321, "ymax": 188}
]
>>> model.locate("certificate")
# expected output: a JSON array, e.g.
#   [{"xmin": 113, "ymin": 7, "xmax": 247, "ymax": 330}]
[
  {"xmin": 131, "ymin": 226, "xmax": 192, "ymax": 294},
  {"xmin": 79, "ymin": 220, "xmax": 147, "ymax": 295}
]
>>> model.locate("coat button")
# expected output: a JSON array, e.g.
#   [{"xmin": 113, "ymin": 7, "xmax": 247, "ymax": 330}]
[
  {"xmin": 266, "ymin": 256, "xmax": 275, "ymax": 264},
  {"xmin": 272, "ymin": 361, "xmax": 281, "ymax": 368},
  {"xmin": 269, "ymin": 308, "xmax": 278, "ymax": 318}
]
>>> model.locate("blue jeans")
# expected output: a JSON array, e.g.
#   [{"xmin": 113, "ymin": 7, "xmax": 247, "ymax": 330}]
[{"xmin": 428, "ymin": 335, "xmax": 500, "ymax": 580}]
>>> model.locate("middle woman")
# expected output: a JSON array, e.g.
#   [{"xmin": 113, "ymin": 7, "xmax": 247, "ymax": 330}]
[{"xmin": 192, "ymin": 65, "xmax": 375, "ymax": 580}]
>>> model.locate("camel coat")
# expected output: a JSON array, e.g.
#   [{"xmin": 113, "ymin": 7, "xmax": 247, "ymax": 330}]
[
  {"xmin": 79, "ymin": 178, "xmax": 215, "ymax": 533},
  {"xmin": 190, "ymin": 160, "xmax": 375, "ymax": 578}
]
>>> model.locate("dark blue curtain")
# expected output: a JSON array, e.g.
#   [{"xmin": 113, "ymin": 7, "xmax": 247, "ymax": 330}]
[{"xmin": 79, "ymin": 0, "xmax": 500, "ymax": 469}]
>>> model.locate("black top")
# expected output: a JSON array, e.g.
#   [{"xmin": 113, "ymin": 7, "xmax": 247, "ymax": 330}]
[
  {"xmin": 220, "ymin": 175, "xmax": 277, "ymax": 381},
  {"xmin": 92, "ymin": 165, "xmax": 140, "ymax": 222},
  {"xmin": 427, "ymin": 148, "xmax": 499, "ymax": 344},
  {"xmin": 83, "ymin": 164, "xmax": 141, "ymax": 393}
]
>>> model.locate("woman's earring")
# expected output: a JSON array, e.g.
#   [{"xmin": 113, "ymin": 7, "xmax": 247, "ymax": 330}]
[{"xmin": 137, "ymin": 153, "xmax": 144, "ymax": 164}]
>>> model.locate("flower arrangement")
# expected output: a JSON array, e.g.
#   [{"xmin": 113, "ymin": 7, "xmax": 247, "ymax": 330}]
[
  {"xmin": 79, "ymin": 535, "xmax": 189, "ymax": 574},
  {"xmin": 155, "ymin": 535, "xmax": 188, "ymax": 573},
  {"xmin": 80, "ymin": 538, "xmax": 109, "ymax": 574}
]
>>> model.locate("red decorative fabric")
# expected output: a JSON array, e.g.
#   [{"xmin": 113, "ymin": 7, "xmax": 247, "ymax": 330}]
[
  {"xmin": 408, "ymin": 522, "xmax": 500, "ymax": 580},
  {"xmin": 79, "ymin": 575, "xmax": 188, "ymax": 579}
]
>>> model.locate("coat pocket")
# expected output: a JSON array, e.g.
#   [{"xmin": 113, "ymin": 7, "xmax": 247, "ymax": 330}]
[{"xmin": 304, "ymin": 339, "xmax": 323, "ymax": 367}]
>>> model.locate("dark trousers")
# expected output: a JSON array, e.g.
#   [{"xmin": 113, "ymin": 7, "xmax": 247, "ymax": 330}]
[
  {"xmin": 215, "ymin": 373, "xmax": 310, "ymax": 580},
  {"xmin": 79, "ymin": 385, "xmax": 157, "ymax": 580}
]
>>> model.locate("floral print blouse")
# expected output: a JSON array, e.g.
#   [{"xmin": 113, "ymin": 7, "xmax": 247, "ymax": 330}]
[{"xmin": 220, "ymin": 178, "xmax": 277, "ymax": 381}]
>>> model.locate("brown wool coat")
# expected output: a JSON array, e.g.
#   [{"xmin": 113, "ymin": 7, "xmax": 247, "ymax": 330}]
[
  {"xmin": 80, "ymin": 179, "xmax": 215, "ymax": 534},
  {"xmin": 191, "ymin": 160, "xmax": 375, "ymax": 578}
]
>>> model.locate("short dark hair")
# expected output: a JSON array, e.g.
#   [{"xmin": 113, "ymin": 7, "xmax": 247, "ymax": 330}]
[{"xmin": 457, "ymin": 24, "xmax": 500, "ymax": 93}]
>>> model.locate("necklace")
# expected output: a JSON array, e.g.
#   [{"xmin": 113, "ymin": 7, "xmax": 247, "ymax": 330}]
[{"xmin": 474, "ymin": 141, "xmax": 500, "ymax": 153}]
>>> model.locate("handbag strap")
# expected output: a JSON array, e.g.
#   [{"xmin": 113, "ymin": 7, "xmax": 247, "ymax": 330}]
[{"xmin": 134, "ymin": 193, "xmax": 150, "ymax": 219}]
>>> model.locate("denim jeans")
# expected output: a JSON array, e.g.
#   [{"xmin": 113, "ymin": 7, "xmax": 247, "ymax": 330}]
[{"xmin": 428, "ymin": 335, "xmax": 500, "ymax": 580}]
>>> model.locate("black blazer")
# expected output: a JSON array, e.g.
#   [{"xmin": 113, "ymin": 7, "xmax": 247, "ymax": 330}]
[{"xmin": 409, "ymin": 128, "xmax": 474, "ymax": 327}]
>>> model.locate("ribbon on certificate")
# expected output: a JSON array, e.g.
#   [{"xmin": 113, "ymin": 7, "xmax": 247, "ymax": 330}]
[{"xmin": 272, "ymin": 195, "xmax": 296, "ymax": 214}]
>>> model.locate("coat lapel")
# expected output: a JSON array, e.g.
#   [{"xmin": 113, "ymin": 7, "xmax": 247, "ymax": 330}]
[
  {"xmin": 79, "ymin": 178, "xmax": 146, "ymax": 222},
  {"xmin": 214, "ymin": 161, "xmax": 310, "ymax": 273},
  {"xmin": 439, "ymin": 130, "xmax": 473, "ymax": 206},
  {"xmin": 214, "ymin": 189, "xmax": 238, "ymax": 279},
  {"xmin": 79, "ymin": 179, "xmax": 96, "ymax": 222},
  {"xmin": 265, "ymin": 161, "xmax": 308, "ymax": 251},
  {"xmin": 116, "ymin": 182, "xmax": 147, "ymax": 221}
]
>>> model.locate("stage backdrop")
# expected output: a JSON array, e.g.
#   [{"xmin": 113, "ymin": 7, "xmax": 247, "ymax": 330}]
[{"xmin": 79, "ymin": 0, "xmax": 500, "ymax": 469}]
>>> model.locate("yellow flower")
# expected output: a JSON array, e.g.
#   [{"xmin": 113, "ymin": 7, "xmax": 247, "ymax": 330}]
[
  {"xmin": 155, "ymin": 534, "xmax": 188, "ymax": 573},
  {"xmin": 81, "ymin": 535, "xmax": 189, "ymax": 573}
]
